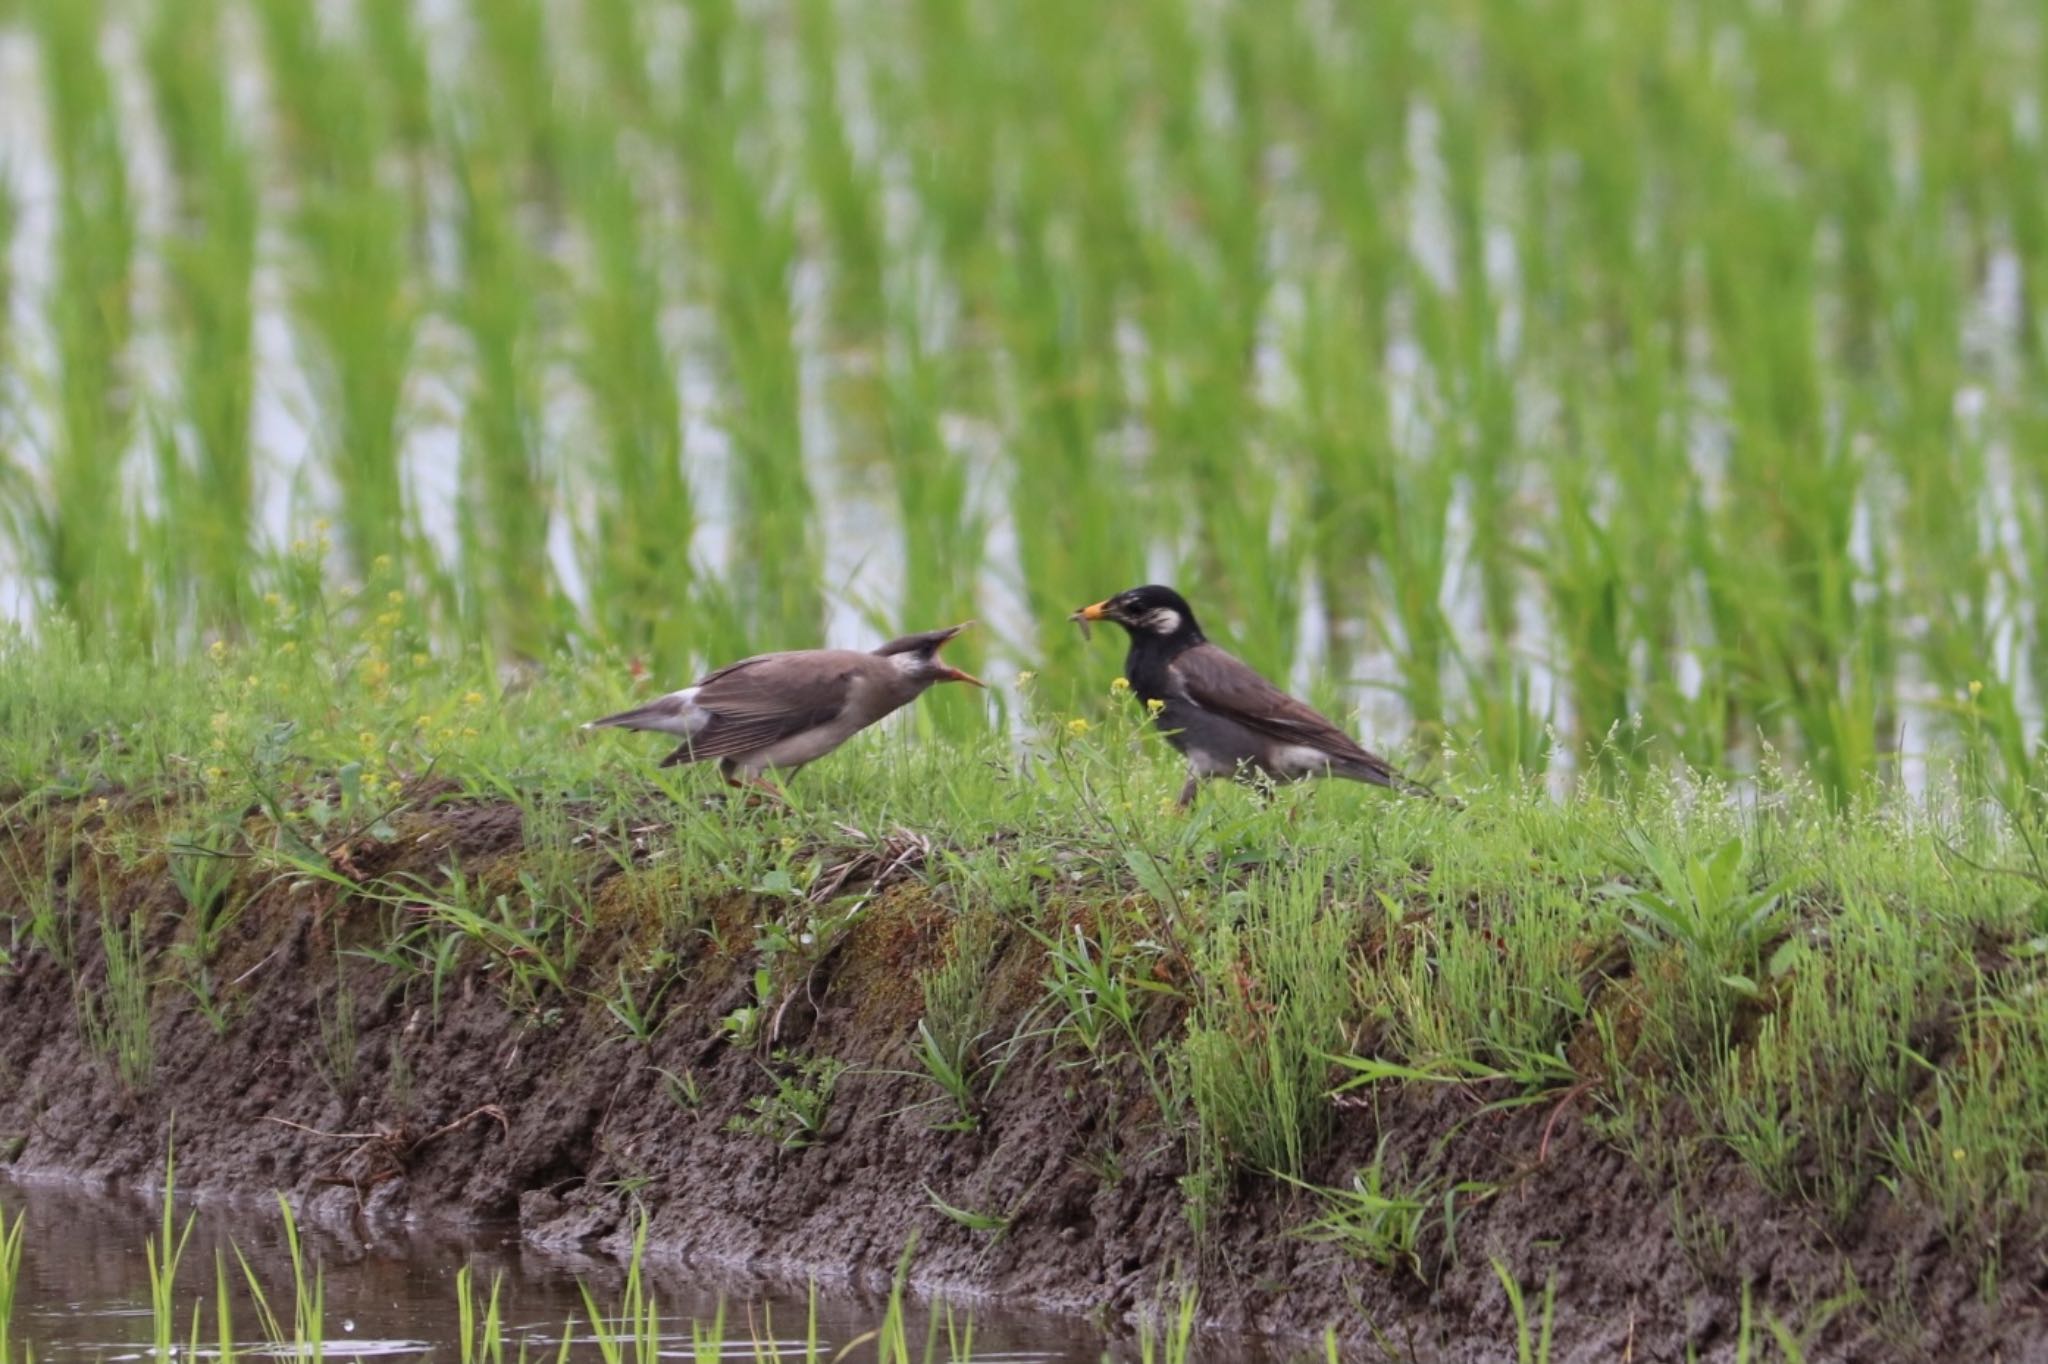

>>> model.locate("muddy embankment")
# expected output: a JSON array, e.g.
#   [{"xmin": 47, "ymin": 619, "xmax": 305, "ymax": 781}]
[{"xmin": 0, "ymin": 789, "xmax": 2040, "ymax": 1362}]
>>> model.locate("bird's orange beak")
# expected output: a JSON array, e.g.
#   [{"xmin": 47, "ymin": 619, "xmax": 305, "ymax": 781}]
[
  {"xmin": 935, "ymin": 621, "xmax": 985, "ymax": 687},
  {"xmin": 1072, "ymin": 601, "xmax": 1110, "ymax": 621}
]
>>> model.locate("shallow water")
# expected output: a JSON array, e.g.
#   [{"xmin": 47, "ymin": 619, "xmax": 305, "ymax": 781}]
[{"xmin": 0, "ymin": 1176, "xmax": 1290, "ymax": 1363}]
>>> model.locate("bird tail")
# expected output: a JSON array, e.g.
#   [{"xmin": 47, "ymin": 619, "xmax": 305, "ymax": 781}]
[
  {"xmin": 1344, "ymin": 755, "xmax": 1459, "ymax": 806},
  {"xmin": 583, "ymin": 701, "xmax": 670, "ymax": 732}
]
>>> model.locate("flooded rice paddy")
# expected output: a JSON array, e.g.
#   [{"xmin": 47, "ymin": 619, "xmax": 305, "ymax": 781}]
[{"xmin": 2, "ymin": 1177, "xmax": 1278, "ymax": 1363}]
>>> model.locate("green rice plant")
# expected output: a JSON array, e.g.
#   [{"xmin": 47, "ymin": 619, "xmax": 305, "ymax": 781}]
[
  {"xmin": 466, "ymin": 0, "xmax": 561, "ymax": 190},
  {"xmin": 234, "ymin": 1196, "xmax": 324, "ymax": 1363},
  {"xmin": 455, "ymin": 1263, "xmax": 507, "ymax": 1364},
  {"xmin": 1132, "ymin": 1286, "xmax": 1197, "ymax": 1364},
  {"xmin": 29, "ymin": 0, "xmax": 137, "ymax": 637},
  {"xmin": 577, "ymin": 1215, "xmax": 659, "ymax": 1364},
  {"xmin": 558, "ymin": 106, "xmax": 706, "ymax": 672},
  {"xmin": 146, "ymin": 1148, "xmax": 197, "ymax": 1364},
  {"xmin": 0, "ymin": 173, "xmax": 15, "ymax": 368},
  {"xmin": 575, "ymin": 0, "xmax": 657, "ymax": 131},
  {"xmin": 358, "ymin": 0, "xmax": 436, "ymax": 170},
  {"xmin": 449, "ymin": 116, "xmax": 558, "ymax": 660},
  {"xmin": 795, "ymin": 0, "xmax": 885, "ymax": 334},
  {"xmin": 144, "ymin": 0, "xmax": 259, "ymax": 634},
  {"xmin": 681, "ymin": 26, "xmax": 822, "ymax": 648},
  {"xmin": 252, "ymin": 0, "xmax": 417, "ymax": 577},
  {"xmin": 0, "ymin": 1201, "xmax": 22, "ymax": 1364},
  {"xmin": 877, "ymin": 311, "xmax": 986, "ymax": 716}
]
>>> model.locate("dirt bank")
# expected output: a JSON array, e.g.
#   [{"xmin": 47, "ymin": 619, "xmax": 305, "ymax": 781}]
[{"xmin": 0, "ymin": 788, "xmax": 2041, "ymax": 1362}]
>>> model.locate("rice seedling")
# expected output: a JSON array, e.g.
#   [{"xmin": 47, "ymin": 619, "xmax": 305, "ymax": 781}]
[
  {"xmin": 0, "ymin": 1202, "xmax": 22, "ymax": 1364},
  {"xmin": 145, "ymin": 1150, "xmax": 197, "ymax": 1364},
  {"xmin": 29, "ymin": 0, "xmax": 137, "ymax": 638},
  {"xmin": 251, "ymin": 0, "xmax": 418, "ymax": 579},
  {"xmin": 144, "ymin": 0, "xmax": 260, "ymax": 636}
]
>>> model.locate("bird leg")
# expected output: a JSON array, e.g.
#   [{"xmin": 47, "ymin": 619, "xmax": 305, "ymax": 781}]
[
  {"xmin": 1177, "ymin": 771, "xmax": 1201, "ymax": 809},
  {"xmin": 721, "ymin": 768, "xmax": 790, "ymax": 807}
]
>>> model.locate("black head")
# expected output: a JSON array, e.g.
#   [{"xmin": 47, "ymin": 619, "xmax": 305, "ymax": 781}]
[
  {"xmin": 872, "ymin": 622, "xmax": 985, "ymax": 687},
  {"xmin": 1071, "ymin": 585, "xmax": 1205, "ymax": 643}
]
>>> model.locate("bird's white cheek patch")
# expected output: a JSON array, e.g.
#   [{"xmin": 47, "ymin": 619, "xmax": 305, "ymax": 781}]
[{"xmin": 1144, "ymin": 608, "xmax": 1182, "ymax": 635}]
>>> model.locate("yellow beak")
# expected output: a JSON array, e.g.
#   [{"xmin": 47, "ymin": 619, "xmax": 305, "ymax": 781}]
[{"xmin": 1071, "ymin": 601, "xmax": 1110, "ymax": 622}]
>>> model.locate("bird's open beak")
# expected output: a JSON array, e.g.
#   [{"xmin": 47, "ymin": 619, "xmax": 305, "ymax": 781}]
[
  {"xmin": 934, "ymin": 622, "xmax": 985, "ymax": 686},
  {"xmin": 1069, "ymin": 600, "xmax": 1109, "ymax": 639}
]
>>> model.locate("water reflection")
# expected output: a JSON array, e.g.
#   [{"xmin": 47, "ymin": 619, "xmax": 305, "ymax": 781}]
[{"xmin": 1, "ymin": 1177, "xmax": 1149, "ymax": 1363}]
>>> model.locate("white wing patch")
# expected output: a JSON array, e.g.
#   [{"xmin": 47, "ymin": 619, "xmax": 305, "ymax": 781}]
[
  {"xmin": 1273, "ymin": 744, "xmax": 1335, "ymax": 777},
  {"xmin": 624, "ymin": 686, "xmax": 711, "ymax": 737}
]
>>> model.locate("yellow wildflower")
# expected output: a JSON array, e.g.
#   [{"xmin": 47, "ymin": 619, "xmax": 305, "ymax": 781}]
[
  {"xmin": 1016, "ymin": 670, "xmax": 1037, "ymax": 687},
  {"xmin": 377, "ymin": 611, "xmax": 401, "ymax": 628},
  {"xmin": 461, "ymin": 727, "xmax": 478, "ymax": 738},
  {"xmin": 204, "ymin": 766, "xmax": 226, "ymax": 783},
  {"xmin": 386, "ymin": 589, "xmax": 404, "ymax": 605},
  {"xmin": 1067, "ymin": 718, "xmax": 1090, "ymax": 735},
  {"xmin": 463, "ymin": 690, "xmax": 485, "ymax": 707},
  {"xmin": 1969, "ymin": 680, "xmax": 1984, "ymax": 698},
  {"xmin": 1146, "ymin": 697, "xmax": 1166, "ymax": 714},
  {"xmin": 280, "ymin": 641, "xmax": 297, "ymax": 655},
  {"xmin": 208, "ymin": 639, "xmax": 227, "ymax": 661},
  {"xmin": 372, "ymin": 555, "xmax": 393, "ymax": 572},
  {"xmin": 263, "ymin": 592, "xmax": 282, "ymax": 609},
  {"xmin": 1110, "ymin": 677, "xmax": 1130, "ymax": 692}
]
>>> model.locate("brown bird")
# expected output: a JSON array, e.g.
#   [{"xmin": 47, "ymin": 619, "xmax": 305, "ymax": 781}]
[
  {"xmin": 1072, "ymin": 585, "xmax": 1432, "ymax": 807},
  {"xmin": 584, "ymin": 624, "xmax": 984, "ymax": 799}
]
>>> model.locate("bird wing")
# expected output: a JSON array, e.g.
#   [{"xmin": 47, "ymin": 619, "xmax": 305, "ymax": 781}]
[
  {"xmin": 672, "ymin": 651, "xmax": 856, "ymax": 760},
  {"xmin": 586, "ymin": 651, "xmax": 856, "ymax": 761},
  {"xmin": 1169, "ymin": 643, "xmax": 1408, "ymax": 786}
]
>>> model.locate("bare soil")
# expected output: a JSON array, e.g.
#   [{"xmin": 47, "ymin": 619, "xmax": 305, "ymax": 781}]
[{"xmin": 1, "ymin": 791, "xmax": 2042, "ymax": 1362}]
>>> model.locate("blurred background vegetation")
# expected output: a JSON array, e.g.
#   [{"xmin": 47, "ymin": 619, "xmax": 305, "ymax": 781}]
[{"xmin": 0, "ymin": 0, "xmax": 2044, "ymax": 797}]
